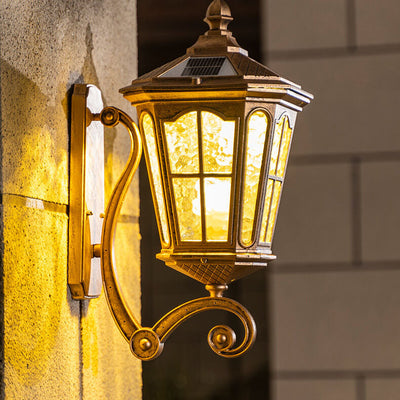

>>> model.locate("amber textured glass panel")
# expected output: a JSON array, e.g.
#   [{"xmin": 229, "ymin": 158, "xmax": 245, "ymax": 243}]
[
  {"xmin": 266, "ymin": 181, "xmax": 282, "ymax": 243},
  {"xmin": 204, "ymin": 178, "xmax": 231, "ymax": 241},
  {"xmin": 202, "ymin": 111, "xmax": 235, "ymax": 173},
  {"xmin": 172, "ymin": 177, "xmax": 202, "ymax": 241},
  {"xmin": 241, "ymin": 111, "xmax": 269, "ymax": 246},
  {"xmin": 269, "ymin": 118, "xmax": 284, "ymax": 176},
  {"xmin": 276, "ymin": 118, "xmax": 292, "ymax": 178},
  {"xmin": 164, "ymin": 111, "xmax": 199, "ymax": 174},
  {"xmin": 142, "ymin": 113, "xmax": 170, "ymax": 244},
  {"xmin": 260, "ymin": 179, "xmax": 274, "ymax": 243}
]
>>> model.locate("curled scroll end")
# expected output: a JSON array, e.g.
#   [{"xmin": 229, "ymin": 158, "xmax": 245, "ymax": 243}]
[
  {"xmin": 100, "ymin": 106, "xmax": 120, "ymax": 127},
  {"xmin": 130, "ymin": 328, "xmax": 164, "ymax": 361},
  {"xmin": 208, "ymin": 325, "xmax": 236, "ymax": 352},
  {"xmin": 208, "ymin": 310, "xmax": 256, "ymax": 358}
]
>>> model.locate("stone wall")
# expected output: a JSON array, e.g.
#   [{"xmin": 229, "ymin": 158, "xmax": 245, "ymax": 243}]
[{"xmin": 0, "ymin": 1, "xmax": 141, "ymax": 399}]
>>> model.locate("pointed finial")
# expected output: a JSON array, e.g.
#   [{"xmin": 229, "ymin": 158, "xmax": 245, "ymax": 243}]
[
  {"xmin": 204, "ymin": 0, "xmax": 233, "ymax": 33},
  {"xmin": 186, "ymin": 0, "xmax": 246, "ymax": 56}
]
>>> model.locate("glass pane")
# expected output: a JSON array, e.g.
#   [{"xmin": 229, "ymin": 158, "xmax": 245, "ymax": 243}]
[
  {"xmin": 260, "ymin": 179, "xmax": 274, "ymax": 243},
  {"xmin": 164, "ymin": 111, "xmax": 199, "ymax": 174},
  {"xmin": 205, "ymin": 178, "xmax": 231, "ymax": 241},
  {"xmin": 202, "ymin": 111, "xmax": 235, "ymax": 173},
  {"xmin": 269, "ymin": 117, "xmax": 284, "ymax": 176},
  {"xmin": 241, "ymin": 111, "xmax": 269, "ymax": 246},
  {"xmin": 276, "ymin": 117, "xmax": 293, "ymax": 178},
  {"xmin": 172, "ymin": 177, "xmax": 202, "ymax": 241},
  {"xmin": 266, "ymin": 181, "xmax": 282, "ymax": 243},
  {"xmin": 142, "ymin": 113, "xmax": 170, "ymax": 245}
]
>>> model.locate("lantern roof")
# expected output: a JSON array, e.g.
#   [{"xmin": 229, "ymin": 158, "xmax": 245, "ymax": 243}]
[{"xmin": 120, "ymin": 0, "xmax": 313, "ymax": 111}]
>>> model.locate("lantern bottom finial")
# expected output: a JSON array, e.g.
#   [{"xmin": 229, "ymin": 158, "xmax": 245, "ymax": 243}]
[{"xmin": 206, "ymin": 284, "xmax": 228, "ymax": 297}]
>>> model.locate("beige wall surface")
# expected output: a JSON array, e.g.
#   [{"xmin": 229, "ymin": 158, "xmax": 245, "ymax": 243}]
[
  {"xmin": 0, "ymin": 1, "xmax": 141, "ymax": 399},
  {"xmin": 263, "ymin": 0, "xmax": 400, "ymax": 399}
]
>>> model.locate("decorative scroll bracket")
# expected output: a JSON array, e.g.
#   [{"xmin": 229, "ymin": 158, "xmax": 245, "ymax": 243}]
[{"xmin": 68, "ymin": 84, "xmax": 256, "ymax": 360}]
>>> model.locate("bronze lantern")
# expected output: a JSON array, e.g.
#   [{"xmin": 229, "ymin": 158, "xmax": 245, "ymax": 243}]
[
  {"xmin": 69, "ymin": 0, "xmax": 313, "ymax": 361},
  {"xmin": 121, "ymin": 1, "xmax": 312, "ymax": 285}
]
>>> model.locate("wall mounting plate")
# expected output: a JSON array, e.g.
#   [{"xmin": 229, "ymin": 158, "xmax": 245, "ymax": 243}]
[{"xmin": 68, "ymin": 84, "xmax": 104, "ymax": 299}]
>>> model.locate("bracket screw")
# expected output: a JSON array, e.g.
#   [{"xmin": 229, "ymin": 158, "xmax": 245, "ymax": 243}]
[
  {"xmin": 139, "ymin": 338, "xmax": 152, "ymax": 351},
  {"xmin": 216, "ymin": 334, "xmax": 227, "ymax": 345}
]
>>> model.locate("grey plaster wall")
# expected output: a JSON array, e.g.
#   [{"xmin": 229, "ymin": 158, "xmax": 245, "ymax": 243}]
[{"xmin": 262, "ymin": 0, "xmax": 400, "ymax": 399}]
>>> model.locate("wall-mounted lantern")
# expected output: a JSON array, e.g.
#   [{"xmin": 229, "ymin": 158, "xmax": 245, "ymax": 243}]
[{"xmin": 68, "ymin": 0, "xmax": 313, "ymax": 361}]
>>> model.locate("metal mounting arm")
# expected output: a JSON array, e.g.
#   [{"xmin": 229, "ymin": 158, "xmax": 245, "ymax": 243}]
[
  {"xmin": 68, "ymin": 84, "xmax": 256, "ymax": 360},
  {"xmin": 96, "ymin": 106, "xmax": 143, "ymax": 338}
]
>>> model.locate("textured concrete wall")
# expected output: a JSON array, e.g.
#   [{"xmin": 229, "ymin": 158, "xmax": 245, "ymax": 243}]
[
  {"xmin": 0, "ymin": 1, "xmax": 141, "ymax": 399},
  {"xmin": 262, "ymin": 0, "xmax": 400, "ymax": 399}
]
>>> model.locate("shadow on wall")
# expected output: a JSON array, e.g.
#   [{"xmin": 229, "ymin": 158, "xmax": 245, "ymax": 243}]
[{"xmin": 1, "ymin": 60, "xmax": 67, "ymax": 201}]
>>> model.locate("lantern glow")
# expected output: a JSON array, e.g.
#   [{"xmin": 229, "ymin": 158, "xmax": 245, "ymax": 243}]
[{"xmin": 121, "ymin": 0, "xmax": 313, "ymax": 283}]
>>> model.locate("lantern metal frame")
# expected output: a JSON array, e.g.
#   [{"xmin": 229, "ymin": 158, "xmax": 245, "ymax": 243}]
[
  {"xmin": 125, "ymin": 86, "xmax": 304, "ymax": 286},
  {"xmin": 68, "ymin": 0, "xmax": 313, "ymax": 361}
]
